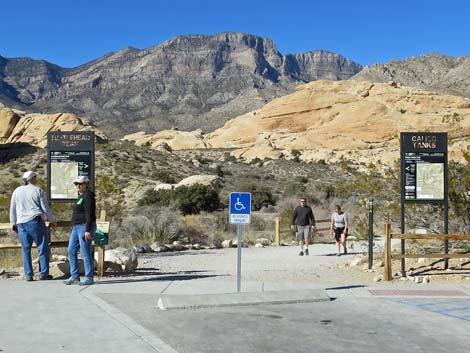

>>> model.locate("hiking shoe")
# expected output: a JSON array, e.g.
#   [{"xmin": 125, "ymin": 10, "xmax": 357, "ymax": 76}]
[
  {"xmin": 39, "ymin": 274, "xmax": 53, "ymax": 281},
  {"xmin": 25, "ymin": 276, "xmax": 33, "ymax": 282},
  {"xmin": 64, "ymin": 277, "xmax": 80, "ymax": 285},
  {"xmin": 79, "ymin": 278, "xmax": 94, "ymax": 286},
  {"xmin": 304, "ymin": 248, "xmax": 309, "ymax": 256},
  {"xmin": 299, "ymin": 251, "xmax": 304, "ymax": 256}
]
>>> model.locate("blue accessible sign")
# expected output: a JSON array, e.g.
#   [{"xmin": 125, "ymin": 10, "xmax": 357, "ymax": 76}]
[{"xmin": 229, "ymin": 192, "xmax": 252, "ymax": 224}]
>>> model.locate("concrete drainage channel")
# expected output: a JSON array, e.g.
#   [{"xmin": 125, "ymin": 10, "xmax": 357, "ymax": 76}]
[{"xmin": 156, "ymin": 289, "xmax": 331, "ymax": 310}]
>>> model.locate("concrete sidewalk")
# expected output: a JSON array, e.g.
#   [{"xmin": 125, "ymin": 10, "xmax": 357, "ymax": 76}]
[{"xmin": 1, "ymin": 277, "xmax": 470, "ymax": 353}]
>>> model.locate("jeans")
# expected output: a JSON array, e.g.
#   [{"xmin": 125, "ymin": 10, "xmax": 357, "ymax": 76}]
[
  {"xmin": 18, "ymin": 217, "xmax": 49, "ymax": 277},
  {"xmin": 68, "ymin": 223, "xmax": 96, "ymax": 279}
]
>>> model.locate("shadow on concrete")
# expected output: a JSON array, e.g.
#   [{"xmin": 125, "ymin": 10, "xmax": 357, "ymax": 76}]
[
  {"xmin": 138, "ymin": 250, "xmax": 224, "ymax": 258},
  {"xmin": 95, "ymin": 272, "xmax": 223, "ymax": 285},
  {"xmin": 319, "ymin": 251, "xmax": 363, "ymax": 257},
  {"xmin": 325, "ymin": 284, "xmax": 367, "ymax": 291}
]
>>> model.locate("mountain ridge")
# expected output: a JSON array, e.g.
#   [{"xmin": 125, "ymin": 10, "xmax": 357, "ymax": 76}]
[{"xmin": 0, "ymin": 32, "xmax": 362, "ymax": 136}]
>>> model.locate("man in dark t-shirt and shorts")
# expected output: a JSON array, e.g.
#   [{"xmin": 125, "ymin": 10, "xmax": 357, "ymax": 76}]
[{"xmin": 291, "ymin": 197, "xmax": 316, "ymax": 256}]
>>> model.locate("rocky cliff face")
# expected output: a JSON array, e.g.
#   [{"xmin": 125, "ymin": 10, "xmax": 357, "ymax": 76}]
[
  {"xmin": 353, "ymin": 54, "xmax": 470, "ymax": 97},
  {"xmin": 0, "ymin": 32, "xmax": 362, "ymax": 136}
]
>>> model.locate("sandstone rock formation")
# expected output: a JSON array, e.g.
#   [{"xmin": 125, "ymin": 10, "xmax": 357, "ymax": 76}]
[
  {"xmin": 0, "ymin": 104, "xmax": 107, "ymax": 147},
  {"xmin": 128, "ymin": 80, "xmax": 470, "ymax": 166},
  {"xmin": 154, "ymin": 174, "xmax": 221, "ymax": 192},
  {"xmin": 205, "ymin": 80, "xmax": 470, "ymax": 165},
  {"xmin": 123, "ymin": 129, "xmax": 208, "ymax": 150},
  {"xmin": 0, "ymin": 32, "xmax": 361, "ymax": 136}
]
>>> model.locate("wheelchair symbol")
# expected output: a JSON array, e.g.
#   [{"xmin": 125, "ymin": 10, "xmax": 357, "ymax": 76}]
[{"xmin": 234, "ymin": 197, "xmax": 246, "ymax": 211}]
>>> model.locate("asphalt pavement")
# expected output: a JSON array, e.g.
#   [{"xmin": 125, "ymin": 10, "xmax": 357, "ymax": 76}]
[{"xmin": 1, "ymin": 276, "xmax": 470, "ymax": 353}]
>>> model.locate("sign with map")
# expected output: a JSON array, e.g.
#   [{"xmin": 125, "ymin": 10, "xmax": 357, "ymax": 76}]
[
  {"xmin": 401, "ymin": 132, "xmax": 447, "ymax": 203},
  {"xmin": 47, "ymin": 132, "xmax": 95, "ymax": 202}
]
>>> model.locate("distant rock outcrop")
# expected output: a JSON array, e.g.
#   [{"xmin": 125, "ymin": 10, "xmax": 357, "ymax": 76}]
[
  {"xmin": 0, "ymin": 104, "xmax": 107, "ymax": 147},
  {"xmin": 154, "ymin": 175, "xmax": 221, "ymax": 192},
  {"xmin": 0, "ymin": 32, "xmax": 362, "ymax": 136},
  {"xmin": 353, "ymin": 54, "xmax": 470, "ymax": 98}
]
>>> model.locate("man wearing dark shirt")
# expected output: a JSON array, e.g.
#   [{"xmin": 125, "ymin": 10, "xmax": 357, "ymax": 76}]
[{"xmin": 291, "ymin": 197, "xmax": 316, "ymax": 256}]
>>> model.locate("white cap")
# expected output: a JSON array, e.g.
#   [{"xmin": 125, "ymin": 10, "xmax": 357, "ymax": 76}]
[
  {"xmin": 23, "ymin": 171, "xmax": 38, "ymax": 181},
  {"xmin": 73, "ymin": 175, "xmax": 90, "ymax": 184}
]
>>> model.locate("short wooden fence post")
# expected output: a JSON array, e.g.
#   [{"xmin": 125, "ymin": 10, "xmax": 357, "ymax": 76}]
[
  {"xmin": 274, "ymin": 217, "xmax": 280, "ymax": 246},
  {"xmin": 97, "ymin": 210, "xmax": 107, "ymax": 278},
  {"xmin": 384, "ymin": 223, "xmax": 392, "ymax": 281}
]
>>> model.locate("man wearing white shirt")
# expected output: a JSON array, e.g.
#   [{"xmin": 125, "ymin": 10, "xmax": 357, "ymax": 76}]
[{"xmin": 10, "ymin": 171, "xmax": 56, "ymax": 281}]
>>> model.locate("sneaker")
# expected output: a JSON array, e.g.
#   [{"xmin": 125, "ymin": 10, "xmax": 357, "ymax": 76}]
[
  {"xmin": 299, "ymin": 251, "xmax": 304, "ymax": 256},
  {"xmin": 39, "ymin": 274, "xmax": 53, "ymax": 281},
  {"xmin": 25, "ymin": 276, "xmax": 33, "ymax": 282},
  {"xmin": 79, "ymin": 278, "xmax": 94, "ymax": 286},
  {"xmin": 336, "ymin": 252, "xmax": 341, "ymax": 257},
  {"xmin": 63, "ymin": 277, "xmax": 80, "ymax": 285},
  {"xmin": 304, "ymin": 248, "xmax": 309, "ymax": 256}
]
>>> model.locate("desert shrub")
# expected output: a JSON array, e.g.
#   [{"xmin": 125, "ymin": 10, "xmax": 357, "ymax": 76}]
[
  {"xmin": 237, "ymin": 183, "xmax": 276, "ymax": 211},
  {"xmin": 223, "ymin": 154, "xmax": 237, "ymax": 163},
  {"xmin": 95, "ymin": 175, "xmax": 125, "ymax": 222},
  {"xmin": 150, "ymin": 170, "xmax": 176, "ymax": 184},
  {"xmin": 249, "ymin": 213, "xmax": 268, "ymax": 231},
  {"xmin": 282, "ymin": 181, "xmax": 307, "ymax": 198},
  {"xmin": 0, "ymin": 195, "xmax": 11, "ymax": 222},
  {"xmin": 291, "ymin": 149, "xmax": 301, "ymax": 163},
  {"xmin": 449, "ymin": 157, "xmax": 470, "ymax": 234},
  {"xmin": 138, "ymin": 184, "xmax": 220, "ymax": 215},
  {"xmin": 116, "ymin": 205, "xmax": 183, "ymax": 247}
]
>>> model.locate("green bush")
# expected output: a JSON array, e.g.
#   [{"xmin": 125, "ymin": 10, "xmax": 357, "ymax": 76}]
[
  {"xmin": 138, "ymin": 184, "xmax": 220, "ymax": 215},
  {"xmin": 238, "ymin": 183, "xmax": 277, "ymax": 211}
]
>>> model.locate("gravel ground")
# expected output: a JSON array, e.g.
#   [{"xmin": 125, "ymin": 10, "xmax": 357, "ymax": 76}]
[{"xmin": 136, "ymin": 243, "xmax": 368, "ymax": 285}]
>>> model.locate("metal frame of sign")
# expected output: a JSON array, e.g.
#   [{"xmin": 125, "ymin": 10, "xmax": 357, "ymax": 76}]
[
  {"xmin": 47, "ymin": 131, "xmax": 95, "ymax": 202},
  {"xmin": 400, "ymin": 132, "xmax": 449, "ymax": 274},
  {"xmin": 401, "ymin": 132, "xmax": 448, "ymax": 204}
]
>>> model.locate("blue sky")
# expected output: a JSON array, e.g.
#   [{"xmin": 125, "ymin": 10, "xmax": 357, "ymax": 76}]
[{"xmin": 1, "ymin": 0, "xmax": 469, "ymax": 68}]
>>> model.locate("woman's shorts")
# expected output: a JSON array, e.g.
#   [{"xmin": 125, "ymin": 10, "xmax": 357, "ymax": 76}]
[{"xmin": 334, "ymin": 227, "xmax": 347, "ymax": 242}]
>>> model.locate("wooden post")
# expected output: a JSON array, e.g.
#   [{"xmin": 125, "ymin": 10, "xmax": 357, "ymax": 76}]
[
  {"xmin": 274, "ymin": 217, "xmax": 280, "ymax": 246},
  {"xmin": 384, "ymin": 223, "xmax": 392, "ymax": 281},
  {"xmin": 97, "ymin": 210, "xmax": 106, "ymax": 278}
]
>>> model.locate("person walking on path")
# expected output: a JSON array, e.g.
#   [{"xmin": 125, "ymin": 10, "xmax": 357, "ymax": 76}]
[
  {"xmin": 290, "ymin": 197, "xmax": 316, "ymax": 256},
  {"xmin": 330, "ymin": 205, "xmax": 348, "ymax": 256},
  {"xmin": 64, "ymin": 176, "xmax": 96, "ymax": 286},
  {"xmin": 10, "ymin": 171, "xmax": 56, "ymax": 281}
]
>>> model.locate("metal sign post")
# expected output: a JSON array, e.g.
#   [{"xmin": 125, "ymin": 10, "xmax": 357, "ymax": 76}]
[
  {"xmin": 368, "ymin": 199, "xmax": 374, "ymax": 270},
  {"xmin": 229, "ymin": 192, "xmax": 251, "ymax": 292}
]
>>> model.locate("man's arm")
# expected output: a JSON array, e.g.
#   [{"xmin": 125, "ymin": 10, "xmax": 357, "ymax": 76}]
[
  {"xmin": 290, "ymin": 208, "xmax": 297, "ymax": 230},
  {"xmin": 9, "ymin": 190, "xmax": 17, "ymax": 228}
]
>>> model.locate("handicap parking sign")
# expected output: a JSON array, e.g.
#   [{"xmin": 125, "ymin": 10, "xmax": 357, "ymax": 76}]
[{"xmin": 229, "ymin": 192, "xmax": 251, "ymax": 224}]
